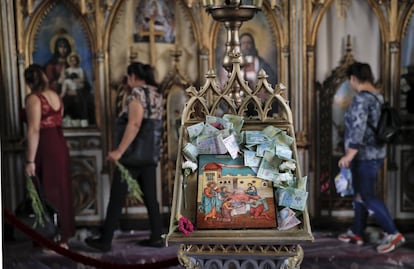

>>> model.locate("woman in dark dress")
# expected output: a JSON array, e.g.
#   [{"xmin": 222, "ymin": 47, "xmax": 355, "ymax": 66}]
[{"xmin": 24, "ymin": 64, "xmax": 75, "ymax": 246}]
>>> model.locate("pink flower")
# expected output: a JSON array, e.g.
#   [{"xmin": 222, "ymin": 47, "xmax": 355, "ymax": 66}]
[{"xmin": 178, "ymin": 215, "xmax": 194, "ymax": 235}]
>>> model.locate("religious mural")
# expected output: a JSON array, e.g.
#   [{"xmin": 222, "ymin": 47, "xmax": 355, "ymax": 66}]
[
  {"xmin": 133, "ymin": 0, "xmax": 176, "ymax": 44},
  {"xmin": 32, "ymin": 3, "xmax": 95, "ymax": 128},
  {"xmin": 215, "ymin": 11, "xmax": 278, "ymax": 89}
]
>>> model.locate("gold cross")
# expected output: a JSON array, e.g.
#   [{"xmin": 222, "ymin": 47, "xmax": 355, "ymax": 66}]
[{"xmin": 139, "ymin": 15, "xmax": 165, "ymax": 67}]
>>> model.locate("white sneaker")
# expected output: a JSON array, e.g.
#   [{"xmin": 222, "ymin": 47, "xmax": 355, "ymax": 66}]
[
  {"xmin": 376, "ymin": 232, "xmax": 405, "ymax": 254},
  {"xmin": 338, "ymin": 229, "xmax": 364, "ymax": 246}
]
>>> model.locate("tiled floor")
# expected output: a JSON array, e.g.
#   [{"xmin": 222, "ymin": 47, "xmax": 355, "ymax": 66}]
[{"xmin": 3, "ymin": 227, "xmax": 414, "ymax": 269}]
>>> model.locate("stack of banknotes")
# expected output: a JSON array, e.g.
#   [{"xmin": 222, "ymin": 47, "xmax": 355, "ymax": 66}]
[{"xmin": 182, "ymin": 114, "xmax": 308, "ymax": 229}]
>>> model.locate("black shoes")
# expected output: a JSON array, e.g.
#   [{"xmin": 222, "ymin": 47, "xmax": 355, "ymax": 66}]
[
  {"xmin": 137, "ymin": 238, "xmax": 165, "ymax": 248},
  {"xmin": 84, "ymin": 237, "xmax": 111, "ymax": 252}
]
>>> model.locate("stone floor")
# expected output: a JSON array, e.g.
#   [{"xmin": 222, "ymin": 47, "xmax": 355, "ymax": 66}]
[{"xmin": 3, "ymin": 227, "xmax": 414, "ymax": 269}]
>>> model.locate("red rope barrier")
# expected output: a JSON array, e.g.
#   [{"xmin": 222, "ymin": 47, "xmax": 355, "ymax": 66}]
[{"xmin": 3, "ymin": 209, "xmax": 179, "ymax": 269}]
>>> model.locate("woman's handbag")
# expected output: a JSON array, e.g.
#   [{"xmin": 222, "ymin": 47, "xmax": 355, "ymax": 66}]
[
  {"xmin": 14, "ymin": 176, "xmax": 61, "ymax": 242},
  {"xmin": 115, "ymin": 87, "xmax": 163, "ymax": 167}
]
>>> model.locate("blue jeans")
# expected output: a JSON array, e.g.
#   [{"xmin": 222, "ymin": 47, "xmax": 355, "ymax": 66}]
[{"xmin": 350, "ymin": 159, "xmax": 398, "ymax": 237}]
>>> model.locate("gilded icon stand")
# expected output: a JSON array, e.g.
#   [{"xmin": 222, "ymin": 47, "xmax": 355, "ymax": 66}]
[{"xmin": 166, "ymin": 2, "xmax": 313, "ymax": 268}]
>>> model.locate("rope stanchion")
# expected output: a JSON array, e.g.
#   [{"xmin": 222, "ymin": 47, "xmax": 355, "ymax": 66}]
[{"xmin": 4, "ymin": 209, "xmax": 179, "ymax": 269}]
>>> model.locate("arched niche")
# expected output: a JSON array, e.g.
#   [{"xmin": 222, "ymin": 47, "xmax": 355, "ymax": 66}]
[
  {"xmin": 210, "ymin": 3, "xmax": 282, "ymax": 90},
  {"xmin": 24, "ymin": 0, "xmax": 100, "ymax": 218},
  {"xmin": 400, "ymin": 9, "xmax": 414, "ymax": 118},
  {"xmin": 106, "ymin": 0, "xmax": 200, "ymax": 130},
  {"xmin": 315, "ymin": 37, "xmax": 356, "ymax": 215},
  {"xmin": 314, "ymin": 0, "xmax": 385, "ymax": 218},
  {"xmin": 315, "ymin": 1, "xmax": 382, "ymax": 84},
  {"xmin": 27, "ymin": 1, "xmax": 97, "ymax": 129},
  {"xmin": 397, "ymin": 7, "xmax": 414, "ymax": 216},
  {"xmin": 106, "ymin": 0, "xmax": 200, "ymax": 211},
  {"xmin": 159, "ymin": 48, "xmax": 192, "ymax": 206}
]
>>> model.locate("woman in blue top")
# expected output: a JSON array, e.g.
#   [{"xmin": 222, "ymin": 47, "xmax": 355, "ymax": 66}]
[{"xmin": 337, "ymin": 62, "xmax": 404, "ymax": 253}]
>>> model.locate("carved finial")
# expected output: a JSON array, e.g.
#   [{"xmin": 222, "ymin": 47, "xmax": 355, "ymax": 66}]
[
  {"xmin": 341, "ymin": 35, "xmax": 354, "ymax": 66},
  {"xmin": 275, "ymin": 83, "xmax": 288, "ymax": 103}
]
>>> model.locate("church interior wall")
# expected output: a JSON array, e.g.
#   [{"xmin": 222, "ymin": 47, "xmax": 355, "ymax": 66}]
[{"xmin": 1, "ymin": 0, "xmax": 414, "ymax": 229}]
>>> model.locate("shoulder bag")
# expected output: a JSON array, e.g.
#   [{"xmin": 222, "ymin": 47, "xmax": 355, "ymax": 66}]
[
  {"xmin": 115, "ymin": 87, "xmax": 163, "ymax": 167},
  {"xmin": 14, "ymin": 176, "xmax": 61, "ymax": 242}
]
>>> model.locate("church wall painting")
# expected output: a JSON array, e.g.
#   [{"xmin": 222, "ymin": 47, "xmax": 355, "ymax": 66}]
[
  {"xmin": 133, "ymin": 0, "xmax": 176, "ymax": 44},
  {"xmin": 215, "ymin": 11, "xmax": 278, "ymax": 89},
  {"xmin": 32, "ymin": 2, "xmax": 95, "ymax": 128}
]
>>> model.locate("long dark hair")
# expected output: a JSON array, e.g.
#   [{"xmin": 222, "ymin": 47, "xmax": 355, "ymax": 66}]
[
  {"xmin": 346, "ymin": 62, "xmax": 374, "ymax": 84},
  {"xmin": 127, "ymin": 62, "xmax": 158, "ymax": 88},
  {"xmin": 24, "ymin": 64, "xmax": 48, "ymax": 93}
]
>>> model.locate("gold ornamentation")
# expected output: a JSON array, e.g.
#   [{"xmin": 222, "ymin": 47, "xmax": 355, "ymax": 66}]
[
  {"xmin": 281, "ymin": 245, "xmax": 304, "ymax": 269},
  {"xmin": 177, "ymin": 244, "xmax": 200, "ymax": 269},
  {"xmin": 334, "ymin": 0, "xmax": 352, "ymax": 20}
]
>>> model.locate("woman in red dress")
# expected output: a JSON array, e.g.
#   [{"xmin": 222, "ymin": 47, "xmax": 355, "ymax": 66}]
[{"xmin": 24, "ymin": 64, "xmax": 75, "ymax": 246}]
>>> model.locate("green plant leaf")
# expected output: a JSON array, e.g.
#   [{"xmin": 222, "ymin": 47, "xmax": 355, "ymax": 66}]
[
  {"xmin": 115, "ymin": 161, "xmax": 144, "ymax": 203},
  {"xmin": 26, "ymin": 176, "xmax": 46, "ymax": 227}
]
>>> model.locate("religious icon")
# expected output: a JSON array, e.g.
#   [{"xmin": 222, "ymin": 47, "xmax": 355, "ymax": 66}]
[
  {"xmin": 215, "ymin": 12, "xmax": 278, "ymax": 89},
  {"xmin": 133, "ymin": 0, "xmax": 176, "ymax": 43},
  {"xmin": 196, "ymin": 154, "xmax": 277, "ymax": 229},
  {"xmin": 32, "ymin": 3, "xmax": 95, "ymax": 128}
]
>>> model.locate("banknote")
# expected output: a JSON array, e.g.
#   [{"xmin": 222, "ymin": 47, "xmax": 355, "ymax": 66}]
[
  {"xmin": 187, "ymin": 122, "xmax": 204, "ymax": 142},
  {"xmin": 250, "ymin": 166, "xmax": 259, "ymax": 175},
  {"xmin": 275, "ymin": 144, "xmax": 293, "ymax": 160},
  {"xmin": 182, "ymin": 142, "xmax": 198, "ymax": 162},
  {"xmin": 222, "ymin": 133, "xmax": 240, "ymax": 159},
  {"xmin": 202, "ymin": 122, "xmax": 221, "ymax": 136},
  {"xmin": 262, "ymin": 150, "xmax": 277, "ymax": 163},
  {"xmin": 243, "ymin": 150, "xmax": 262, "ymax": 167},
  {"xmin": 278, "ymin": 187, "xmax": 308, "ymax": 211},
  {"xmin": 257, "ymin": 156, "xmax": 282, "ymax": 181},
  {"xmin": 205, "ymin": 115, "xmax": 232, "ymax": 130},
  {"xmin": 219, "ymin": 128, "xmax": 231, "ymax": 139},
  {"xmin": 256, "ymin": 141, "xmax": 274, "ymax": 157},
  {"xmin": 261, "ymin": 125, "xmax": 283, "ymax": 139},
  {"xmin": 244, "ymin": 143, "xmax": 257, "ymax": 151},
  {"xmin": 196, "ymin": 135, "xmax": 227, "ymax": 155},
  {"xmin": 245, "ymin": 131, "xmax": 269, "ymax": 145},
  {"xmin": 223, "ymin": 114, "xmax": 244, "ymax": 133},
  {"xmin": 233, "ymin": 130, "xmax": 244, "ymax": 145},
  {"xmin": 275, "ymin": 131, "xmax": 295, "ymax": 147},
  {"xmin": 277, "ymin": 207, "xmax": 301, "ymax": 230},
  {"xmin": 196, "ymin": 135, "xmax": 218, "ymax": 154}
]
